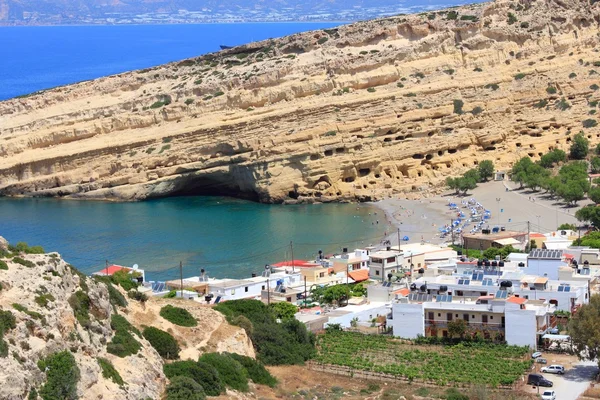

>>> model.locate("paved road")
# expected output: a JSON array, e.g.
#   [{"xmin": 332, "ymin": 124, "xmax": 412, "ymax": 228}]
[{"xmin": 526, "ymin": 361, "xmax": 597, "ymax": 400}]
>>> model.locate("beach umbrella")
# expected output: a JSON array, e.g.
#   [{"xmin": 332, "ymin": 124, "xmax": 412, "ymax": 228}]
[{"xmin": 403, "ymin": 236, "xmax": 410, "ymax": 241}]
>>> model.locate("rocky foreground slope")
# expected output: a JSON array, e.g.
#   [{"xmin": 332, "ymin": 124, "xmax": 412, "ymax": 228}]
[
  {"xmin": 1, "ymin": 0, "xmax": 600, "ymax": 203},
  {"xmin": 0, "ymin": 237, "xmax": 253, "ymax": 399}
]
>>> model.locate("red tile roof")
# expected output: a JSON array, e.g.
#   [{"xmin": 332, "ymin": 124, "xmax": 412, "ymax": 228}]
[
  {"xmin": 96, "ymin": 265, "xmax": 131, "ymax": 275},
  {"xmin": 348, "ymin": 269, "xmax": 369, "ymax": 282},
  {"xmin": 270, "ymin": 260, "xmax": 321, "ymax": 268},
  {"xmin": 507, "ymin": 296, "xmax": 527, "ymax": 305},
  {"xmin": 394, "ymin": 288, "xmax": 410, "ymax": 296}
]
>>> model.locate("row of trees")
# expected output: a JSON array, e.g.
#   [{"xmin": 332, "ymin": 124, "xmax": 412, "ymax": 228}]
[{"xmin": 446, "ymin": 160, "xmax": 495, "ymax": 194}]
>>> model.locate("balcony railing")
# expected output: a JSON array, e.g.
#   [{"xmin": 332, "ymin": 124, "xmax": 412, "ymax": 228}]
[{"xmin": 425, "ymin": 320, "xmax": 504, "ymax": 330}]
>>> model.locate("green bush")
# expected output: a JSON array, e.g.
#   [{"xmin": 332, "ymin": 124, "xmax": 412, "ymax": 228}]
[
  {"xmin": 317, "ymin": 37, "xmax": 328, "ymax": 45},
  {"xmin": 0, "ymin": 310, "xmax": 16, "ymax": 333},
  {"xmin": 546, "ymin": 86, "xmax": 557, "ymax": 94},
  {"xmin": 0, "ymin": 260, "xmax": 7, "ymax": 270},
  {"xmin": 164, "ymin": 290, "xmax": 177, "ymax": 298},
  {"xmin": 110, "ymin": 270, "xmax": 139, "ymax": 291},
  {"xmin": 68, "ymin": 291, "xmax": 91, "ymax": 328},
  {"xmin": 12, "ymin": 304, "xmax": 45, "ymax": 323},
  {"xmin": 13, "ymin": 257, "xmax": 35, "ymax": 268},
  {"xmin": 98, "ymin": 357, "xmax": 124, "ymax": 386},
  {"xmin": 514, "ymin": 73, "xmax": 526, "ymax": 80},
  {"xmin": 227, "ymin": 353, "xmax": 277, "ymax": 387},
  {"xmin": 163, "ymin": 361, "xmax": 224, "ymax": 396},
  {"xmin": 556, "ymin": 98, "xmax": 571, "ymax": 111},
  {"xmin": 165, "ymin": 376, "xmax": 206, "ymax": 400},
  {"xmin": 143, "ymin": 327, "xmax": 180, "ymax": 359},
  {"xmin": 13, "ymin": 242, "xmax": 45, "ymax": 254},
  {"xmin": 160, "ymin": 305, "xmax": 197, "ymax": 327},
  {"xmin": 107, "ymin": 314, "xmax": 141, "ymax": 357},
  {"xmin": 127, "ymin": 290, "xmax": 148, "ymax": 303},
  {"xmin": 446, "ymin": 11, "xmax": 458, "ymax": 20},
  {"xmin": 108, "ymin": 284, "xmax": 128, "ymax": 308},
  {"xmin": 367, "ymin": 87, "xmax": 376, "ymax": 93},
  {"xmin": 453, "ymin": 99, "xmax": 464, "ymax": 114},
  {"xmin": 445, "ymin": 388, "xmax": 469, "ymax": 400},
  {"xmin": 199, "ymin": 353, "xmax": 249, "ymax": 392},
  {"xmin": 591, "ymin": 84, "xmax": 600, "ymax": 91},
  {"xmin": 35, "ymin": 294, "xmax": 56, "ymax": 308},
  {"xmin": 507, "ymin": 12, "xmax": 517, "ymax": 25},
  {"xmin": 583, "ymin": 119, "xmax": 598, "ymax": 128},
  {"xmin": 569, "ymin": 72, "xmax": 577, "ymax": 78},
  {"xmin": 534, "ymin": 99, "xmax": 548, "ymax": 109},
  {"xmin": 184, "ymin": 99, "xmax": 194, "ymax": 105},
  {"xmin": 215, "ymin": 300, "xmax": 315, "ymax": 365},
  {"xmin": 38, "ymin": 351, "xmax": 80, "ymax": 400},
  {"xmin": 472, "ymin": 106, "xmax": 483, "ymax": 115}
]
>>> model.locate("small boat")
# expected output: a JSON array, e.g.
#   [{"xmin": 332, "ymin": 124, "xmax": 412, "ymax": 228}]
[{"xmin": 220, "ymin": 45, "xmax": 234, "ymax": 50}]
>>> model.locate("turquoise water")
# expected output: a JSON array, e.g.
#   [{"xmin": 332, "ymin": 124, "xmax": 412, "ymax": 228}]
[{"xmin": 0, "ymin": 197, "xmax": 387, "ymax": 280}]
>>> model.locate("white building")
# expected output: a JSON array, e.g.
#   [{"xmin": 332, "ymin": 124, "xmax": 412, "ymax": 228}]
[
  {"xmin": 525, "ymin": 249, "xmax": 568, "ymax": 280},
  {"xmin": 390, "ymin": 294, "xmax": 555, "ymax": 348},
  {"xmin": 368, "ymin": 250, "xmax": 404, "ymax": 281}
]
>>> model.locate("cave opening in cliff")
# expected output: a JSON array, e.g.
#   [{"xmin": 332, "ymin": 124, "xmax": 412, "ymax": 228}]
[{"xmin": 169, "ymin": 174, "xmax": 260, "ymax": 202}]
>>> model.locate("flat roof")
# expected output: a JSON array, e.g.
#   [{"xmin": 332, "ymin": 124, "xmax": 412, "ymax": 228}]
[
  {"xmin": 462, "ymin": 231, "xmax": 525, "ymax": 240},
  {"xmin": 370, "ymin": 251, "xmax": 400, "ymax": 258}
]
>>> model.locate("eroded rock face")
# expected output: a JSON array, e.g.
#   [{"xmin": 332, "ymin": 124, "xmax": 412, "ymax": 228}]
[
  {"xmin": 1, "ymin": 0, "xmax": 599, "ymax": 203},
  {"xmin": 0, "ymin": 237, "xmax": 255, "ymax": 399}
]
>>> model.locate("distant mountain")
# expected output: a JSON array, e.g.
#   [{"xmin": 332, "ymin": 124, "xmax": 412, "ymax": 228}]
[{"xmin": 0, "ymin": 0, "xmax": 455, "ymax": 24}]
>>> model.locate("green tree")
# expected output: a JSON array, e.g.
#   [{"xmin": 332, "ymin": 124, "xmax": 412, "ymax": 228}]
[
  {"xmin": 447, "ymin": 319, "xmax": 468, "ymax": 339},
  {"xmin": 595, "ymin": 143, "xmax": 600, "ymax": 156},
  {"xmin": 570, "ymin": 132, "xmax": 590, "ymax": 160},
  {"xmin": 558, "ymin": 223, "xmax": 577, "ymax": 230},
  {"xmin": 589, "ymin": 187, "xmax": 600, "ymax": 204},
  {"xmin": 524, "ymin": 164, "xmax": 550, "ymax": 191},
  {"xmin": 573, "ymin": 231, "xmax": 600, "ymax": 248},
  {"xmin": 143, "ymin": 326, "xmax": 180, "ymax": 359},
  {"xmin": 539, "ymin": 149, "xmax": 567, "ymax": 168},
  {"xmin": 446, "ymin": 177, "xmax": 460, "ymax": 194},
  {"xmin": 269, "ymin": 302, "xmax": 298, "ymax": 321},
  {"xmin": 569, "ymin": 295, "xmax": 600, "ymax": 368},
  {"xmin": 163, "ymin": 361, "xmax": 223, "ymax": 396},
  {"xmin": 592, "ymin": 157, "xmax": 600, "ymax": 174},
  {"xmin": 477, "ymin": 160, "xmax": 495, "ymax": 182},
  {"xmin": 510, "ymin": 157, "xmax": 534, "ymax": 188},
  {"xmin": 576, "ymin": 206, "xmax": 600, "ymax": 229}
]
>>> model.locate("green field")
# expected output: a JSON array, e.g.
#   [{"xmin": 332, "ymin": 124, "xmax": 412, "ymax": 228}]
[{"xmin": 314, "ymin": 331, "xmax": 532, "ymax": 387}]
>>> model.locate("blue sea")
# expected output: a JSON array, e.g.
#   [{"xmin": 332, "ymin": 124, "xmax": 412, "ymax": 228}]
[
  {"xmin": 0, "ymin": 22, "xmax": 340, "ymax": 100},
  {"xmin": 0, "ymin": 197, "xmax": 387, "ymax": 281}
]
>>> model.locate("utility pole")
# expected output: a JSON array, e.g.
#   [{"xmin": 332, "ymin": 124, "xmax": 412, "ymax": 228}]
[
  {"xmin": 179, "ymin": 261, "xmax": 183, "ymax": 299},
  {"xmin": 496, "ymin": 197, "xmax": 501, "ymax": 227},
  {"xmin": 304, "ymin": 276, "xmax": 307, "ymax": 308},
  {"xmin": 290, "ymin": 241, "xmax": 295, "ymax": 273},
  {"xmin": 527, "ymin": 221, "xmax": 530, "ymax": 253},
  {"xmin": 267, "ymin": 278, "xmax": 271, "ymax": 305},
  {"xmin": 105, "ymin": 260, "xmax": 109, "ymax": 277},
  {"xmin": 397, "ymin": 228, "xmax": 401, "ymax": 251},
  {"xmin": 451, "ymin": 219, "xmax": 455, "ymax": 246}
]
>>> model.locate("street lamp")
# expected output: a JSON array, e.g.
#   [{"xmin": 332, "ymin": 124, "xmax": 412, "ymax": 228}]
[
  {"xmin": 496, "ymin": 198, "xmax": 501, "ymax": 227},
  {"xmin": 536, "ymin": 215, "xmax": 541, "ymax": 231}
]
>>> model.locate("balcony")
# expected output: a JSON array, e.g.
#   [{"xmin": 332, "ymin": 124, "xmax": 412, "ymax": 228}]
[{"xmin": 425, "ymin": 319, "xmax": 504, "ymax": 331}]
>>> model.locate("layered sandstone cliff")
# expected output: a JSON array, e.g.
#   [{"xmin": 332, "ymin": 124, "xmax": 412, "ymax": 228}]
[{"xmin": 1, "ymin": 0, "xmax": 600, "ymax": 203}]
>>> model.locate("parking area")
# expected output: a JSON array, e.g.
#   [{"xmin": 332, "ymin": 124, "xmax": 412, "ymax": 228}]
[{"xmin": 522, "ymin": 354, "xmax": 597, "ymax": 399}]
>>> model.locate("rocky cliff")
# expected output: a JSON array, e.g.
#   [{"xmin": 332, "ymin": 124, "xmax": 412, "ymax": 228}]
[
  {"xmin": 0, "ymin": 237, "xmax": 254, "ymax": 399},
  {"xmin": 1, "ymin": 0, "xmax": 600, "ymax": 203}
]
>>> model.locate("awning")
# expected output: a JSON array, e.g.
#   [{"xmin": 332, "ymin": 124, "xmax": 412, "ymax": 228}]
[
  {"xmin": 493, "ymin": 238, "xmax": 521, "ymax": 246},
  {"xmin": 542, "ymin": 334, "xmax": 570, "ymax": 341},
  {"xmin": 534, "ymin": 277, "xmax": 549, "ymax": 284}
]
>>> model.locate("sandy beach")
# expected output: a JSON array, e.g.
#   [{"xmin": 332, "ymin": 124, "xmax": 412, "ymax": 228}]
[{"xmin": 373, "ymin": 180, "xmax": 582, "ymax": 246}]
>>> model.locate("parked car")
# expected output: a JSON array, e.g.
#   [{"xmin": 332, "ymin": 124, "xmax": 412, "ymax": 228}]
[
  {"xmin": 536, "ymin": 358, "xmax": 548, "ymax": 364},
  {"xmin": 531, "ymin": 352, "xmax": 543, "ymax": 359},
  {"xmin": 541, "ymin": 390, "xmax": 556, "ymax": 400},
  {"xmin": 541, "ymin": 365, "xmax": 565, "ymax": 374},
  {"xmin": 527, "ymin": 374, "xmax": 553, "ymax": 387}
]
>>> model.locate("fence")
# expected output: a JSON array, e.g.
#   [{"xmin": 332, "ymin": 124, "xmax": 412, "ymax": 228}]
[{"xmin": 306, "ymin": 361, "xmax": 517, "ymax": 391}]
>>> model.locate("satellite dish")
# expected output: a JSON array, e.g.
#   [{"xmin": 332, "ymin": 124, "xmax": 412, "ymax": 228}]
[{"xmin": 132, "ymin": 264, "xmax": 139, "ymax": 270}]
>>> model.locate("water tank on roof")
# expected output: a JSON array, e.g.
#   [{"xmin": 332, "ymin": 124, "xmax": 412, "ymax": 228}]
[
  {"xmin": 518, "ymin": 262, "xmax": 525, "ymax": 267},
  {"xmin": 410, "ymin": 283, "xmax": 417, "ymax": 291},
  {"xmin": 561, "ymin": 230, "xmax": 567, "ymax": 235},
  {"xmin": 477, "ymin": 260, "xmax": 483, "ymax": 267},
  {"xmin": 277, "ymin": 279, "xmax": 284, "ymax": 286},
  {"xmin": 573, "ymin": 260, "xmax": 578, "ymax": 266},
  {"xmin": 418, "ymin": 268, "xmax": 425, "ymax": 274},
  {"xmin": 584, "ymin": 260, "xmax": 590, "ymax": 265},
  {"xmin": 498, "ymin": 261, "xmax": 505, "ymax": 267},
  {"xmin": 420, "ymin": 284, "xmax": 427, "ymax": 292},
  {"xmin": 439, "ymin": 285, "xmax": 448, "ymax": 292},
  {"xmin": 484, "ymin": 261, "xmax": 491, "ymax": 267},
  {"xmin": 491, "ymin": 261, "xmax": 498, "ymax": 267},
  {"xmin": 500, "ymin": 281, "xmax": 513, "ymax": 288}
]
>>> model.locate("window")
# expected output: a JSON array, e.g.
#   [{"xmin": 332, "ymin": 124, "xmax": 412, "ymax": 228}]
[
  {"xmin": 438, "ymin": 313, "xmax": 441, "ymax": 317},
  {"xmin": 447, "ymin": 313, "xmax": 453, "ymax": 321},
  {"xmin": 245, "ymin": 287, "xmax": 248, "ymax": 293},
  {"xmin": 262, "ymin": 285, "xmax": 265, "ymax": 290},
  {"xmin": 442, "ymin": 330, "xmax": 448, "ymax": 337},
  {"xmin": 490, "ymin": 316, "xmax": 493, "ymax": 320},
  {"xmin": 428, "ymin": 312, "xmax": 434, "ymax": 321},
  {"xmin": 472, "ymin": 315, "xmax": 475, "ymax": 319},
  {"xmin": 286, "ymin": 297, "xmax": 292, "ymax": 302},
  {"xmin": 375, "ymin": 270, "xmax": 380, "ymax": 276},
  {"xmin": 463, "ymin": 314, "xmax": 469, "ymax": 321},
  {"xmin": 387, "ymin": 257, "xmax": 396, "ymax": 263},
  {"xmin": 319, "ymin": 272, "xmax": 325, "ymax": 278},
  {"xmin": 455, "ymin": 314, "xmax": 459, "ymax": 318}
]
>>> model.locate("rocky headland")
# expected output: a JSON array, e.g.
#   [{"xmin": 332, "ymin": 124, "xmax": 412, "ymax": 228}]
[
  {"xmin": 0, "ymin": 237, "xmax": 254, "ymax": 399},
  {"xmin": 1, "ymin": 0, "xmax": 600, "ymax": 203}
]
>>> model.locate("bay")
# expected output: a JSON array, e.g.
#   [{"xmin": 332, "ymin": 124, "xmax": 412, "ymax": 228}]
[
  {"xmin": 0, "ymin": 22, "xmax": 339, "ymax": 100},
  {"xmin": 0, "ymin": 197, "xmax": 387, "ymax": 281}
]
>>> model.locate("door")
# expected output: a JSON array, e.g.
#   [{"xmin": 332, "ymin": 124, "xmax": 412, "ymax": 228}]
[
  {"xmin": 428, "ymin": 312, "xmax": 434, "ymax": 322},
  {"xmin": 463, "ymin": 314, "xmax": 469, "ymax": 322},
  {"xmin": 482, "ymin": 315, "xmax": 488, "ymax": 324},
  {"xmin": 447, "ymin": 313, "xmax": 453, "ymax": 321}
]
